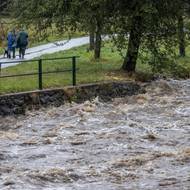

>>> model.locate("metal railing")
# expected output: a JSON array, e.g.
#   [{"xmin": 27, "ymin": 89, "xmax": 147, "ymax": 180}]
[{"xmin": 0, "ymin": 56, "xmax": 79, "ymax": 90}]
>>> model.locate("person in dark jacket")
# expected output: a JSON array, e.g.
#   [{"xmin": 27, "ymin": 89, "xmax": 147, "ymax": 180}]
[
  {"xmin": 7, "ymin": 29, "xmax": 16, "ymax": 59},
  {"xmin": 17, "ymin": 29, "xmax": 28, "ymax": 59}
]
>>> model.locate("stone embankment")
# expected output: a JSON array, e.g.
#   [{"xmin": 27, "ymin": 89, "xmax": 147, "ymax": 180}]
[{"xmin": 0, "ymin": 82, "xmax": 144, "ymax": 116}]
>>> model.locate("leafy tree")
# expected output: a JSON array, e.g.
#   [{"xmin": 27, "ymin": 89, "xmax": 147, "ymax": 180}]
[
  {"xmin": 11, "ymin": 0, "xmax": 190, "ymax": 73},
  {"xmin": 0, "ymin": 0, "xmax": 9, "ymax": 15},
  {"xmin": 177, "ymin": 0, "xmax": 190, "ymax": 57},
  {"xmin": 12, "ymin": 0, "xmax": 110, "ymax": 59},
  {"xmin": 109, "ymin": 0, "xmax": 185, "ymax": 72}
]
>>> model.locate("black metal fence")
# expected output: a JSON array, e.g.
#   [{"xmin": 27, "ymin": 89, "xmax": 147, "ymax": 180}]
[{"xmin": 0, "ymin": 56, "xmax": 79, "ymax": 90}]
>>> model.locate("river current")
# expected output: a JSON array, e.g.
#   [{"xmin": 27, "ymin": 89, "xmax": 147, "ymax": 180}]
[{"xmin": 0, "ymin": 80, "xmax": 190, "ymax": 189}]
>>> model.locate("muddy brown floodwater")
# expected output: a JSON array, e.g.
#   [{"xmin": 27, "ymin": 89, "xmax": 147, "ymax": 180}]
[{"xmin": 0, "ymin": 80, "xmax": 190, "ymax": 190}]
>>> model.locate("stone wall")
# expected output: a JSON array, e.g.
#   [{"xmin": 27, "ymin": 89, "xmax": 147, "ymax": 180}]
[{"xmin": 0, "ymin": 82, "xmax": 144, "ymax": 116}]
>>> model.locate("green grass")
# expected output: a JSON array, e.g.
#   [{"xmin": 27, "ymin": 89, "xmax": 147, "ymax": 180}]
[
  {"xmin": 0, "ymin": 42, "xmax": 124, "ymax": 94},
  {"xmin": 0, "ymin": 42, "xmax": 190, "ymax": 95}
]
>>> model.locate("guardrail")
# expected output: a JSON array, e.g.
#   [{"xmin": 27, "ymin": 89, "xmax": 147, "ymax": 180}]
[{"xmin": 0, "ymin": 56, "xmax": 79, "ymax": 90}]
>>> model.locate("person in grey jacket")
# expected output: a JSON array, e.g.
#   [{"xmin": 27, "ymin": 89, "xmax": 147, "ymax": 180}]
[{"xmin": 17, "ymin": 29, "xmax": 29, "ymax": 59}]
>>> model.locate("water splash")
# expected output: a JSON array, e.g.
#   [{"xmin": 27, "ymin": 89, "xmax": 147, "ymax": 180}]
[{"xmin": 0, "ymin": 79, "xmax": 190, "ymax": 189}]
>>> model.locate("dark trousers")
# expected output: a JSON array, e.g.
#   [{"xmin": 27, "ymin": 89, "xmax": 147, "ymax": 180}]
[
  {"xmin": 19, "ymin": 47, "xmax": 26, "ymax": 59},
  {"xmin": 7, "ymin": 47, "xmax": 16, "ymax": 59},
  {"xmin": 12, "ymin": 48, "xmax": 15, "ymax": 58}
]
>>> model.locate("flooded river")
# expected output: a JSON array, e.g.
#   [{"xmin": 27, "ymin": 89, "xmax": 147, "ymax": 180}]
[{"xmin": 0, "ymin": 80, "xmax": 190, "ymax": 189}]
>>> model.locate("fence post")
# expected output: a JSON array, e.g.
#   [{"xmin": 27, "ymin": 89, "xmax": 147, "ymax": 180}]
[
  {"xmin": 38, "ymin": 59, "xmax": 43, "ymax": 90},
  {"xmin": 72, "ymin": 56, "xmax": 76, "ymax": 86},
  {"xmin": 0, "ymin": 63, "xmax": 1, "ymax": 75}
]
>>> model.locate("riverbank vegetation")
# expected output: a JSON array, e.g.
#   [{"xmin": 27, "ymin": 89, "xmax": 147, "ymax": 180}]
[
  {"xmin": 8, "ymin": 0, "xmax": 190, "ymax": 72},
  {"xmin": 1, "ymin": 41, "xmax": 190, "ymax": 94},
  {"xmin": 1, "ymin": 0, "xmax": 190, "ymax": 94}
]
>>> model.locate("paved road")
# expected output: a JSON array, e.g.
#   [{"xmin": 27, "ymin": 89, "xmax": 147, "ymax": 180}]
[{"xmin": 0, "ymin": 36, "xmax": 89, "ymax": 68}]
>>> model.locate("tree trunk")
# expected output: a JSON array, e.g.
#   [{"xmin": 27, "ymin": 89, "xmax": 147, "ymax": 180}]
[
  {"xmin": 89, "ymin": 28, "xmax": 95, "ymax": 51},
  {"xmin": 178, "ymin": 15, "xmax": 185, "ymax": 57},
  {"xmin": 122, "ymin": 16, "xmax": 143, "ymax": 72},
  {"xmin": 94, "ymin": 19, "xmax": 102, "ymax": 59}
]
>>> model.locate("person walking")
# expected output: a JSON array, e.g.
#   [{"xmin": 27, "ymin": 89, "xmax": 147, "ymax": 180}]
[
  {"xmin": 17, "ymin": 28, "xmax": 28, "ymax": 59},
  {"xmin": 7, "ymin": 29, "xmax": 16, "ymax": 59}
]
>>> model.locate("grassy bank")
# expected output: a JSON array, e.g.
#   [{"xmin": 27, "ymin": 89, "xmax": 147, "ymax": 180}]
[
  {"xmin": 0, "ymin": 43, "xmax": 124, "ymax": 94},
  {"xmin": 0, "ymin": 42, "xmax": 190, "ymax": 94}
]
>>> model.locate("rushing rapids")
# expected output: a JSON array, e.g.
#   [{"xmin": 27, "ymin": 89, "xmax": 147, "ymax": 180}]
[{"xmin": 0, "ymin": 80, "xmax": 190, "ymax": 190}]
